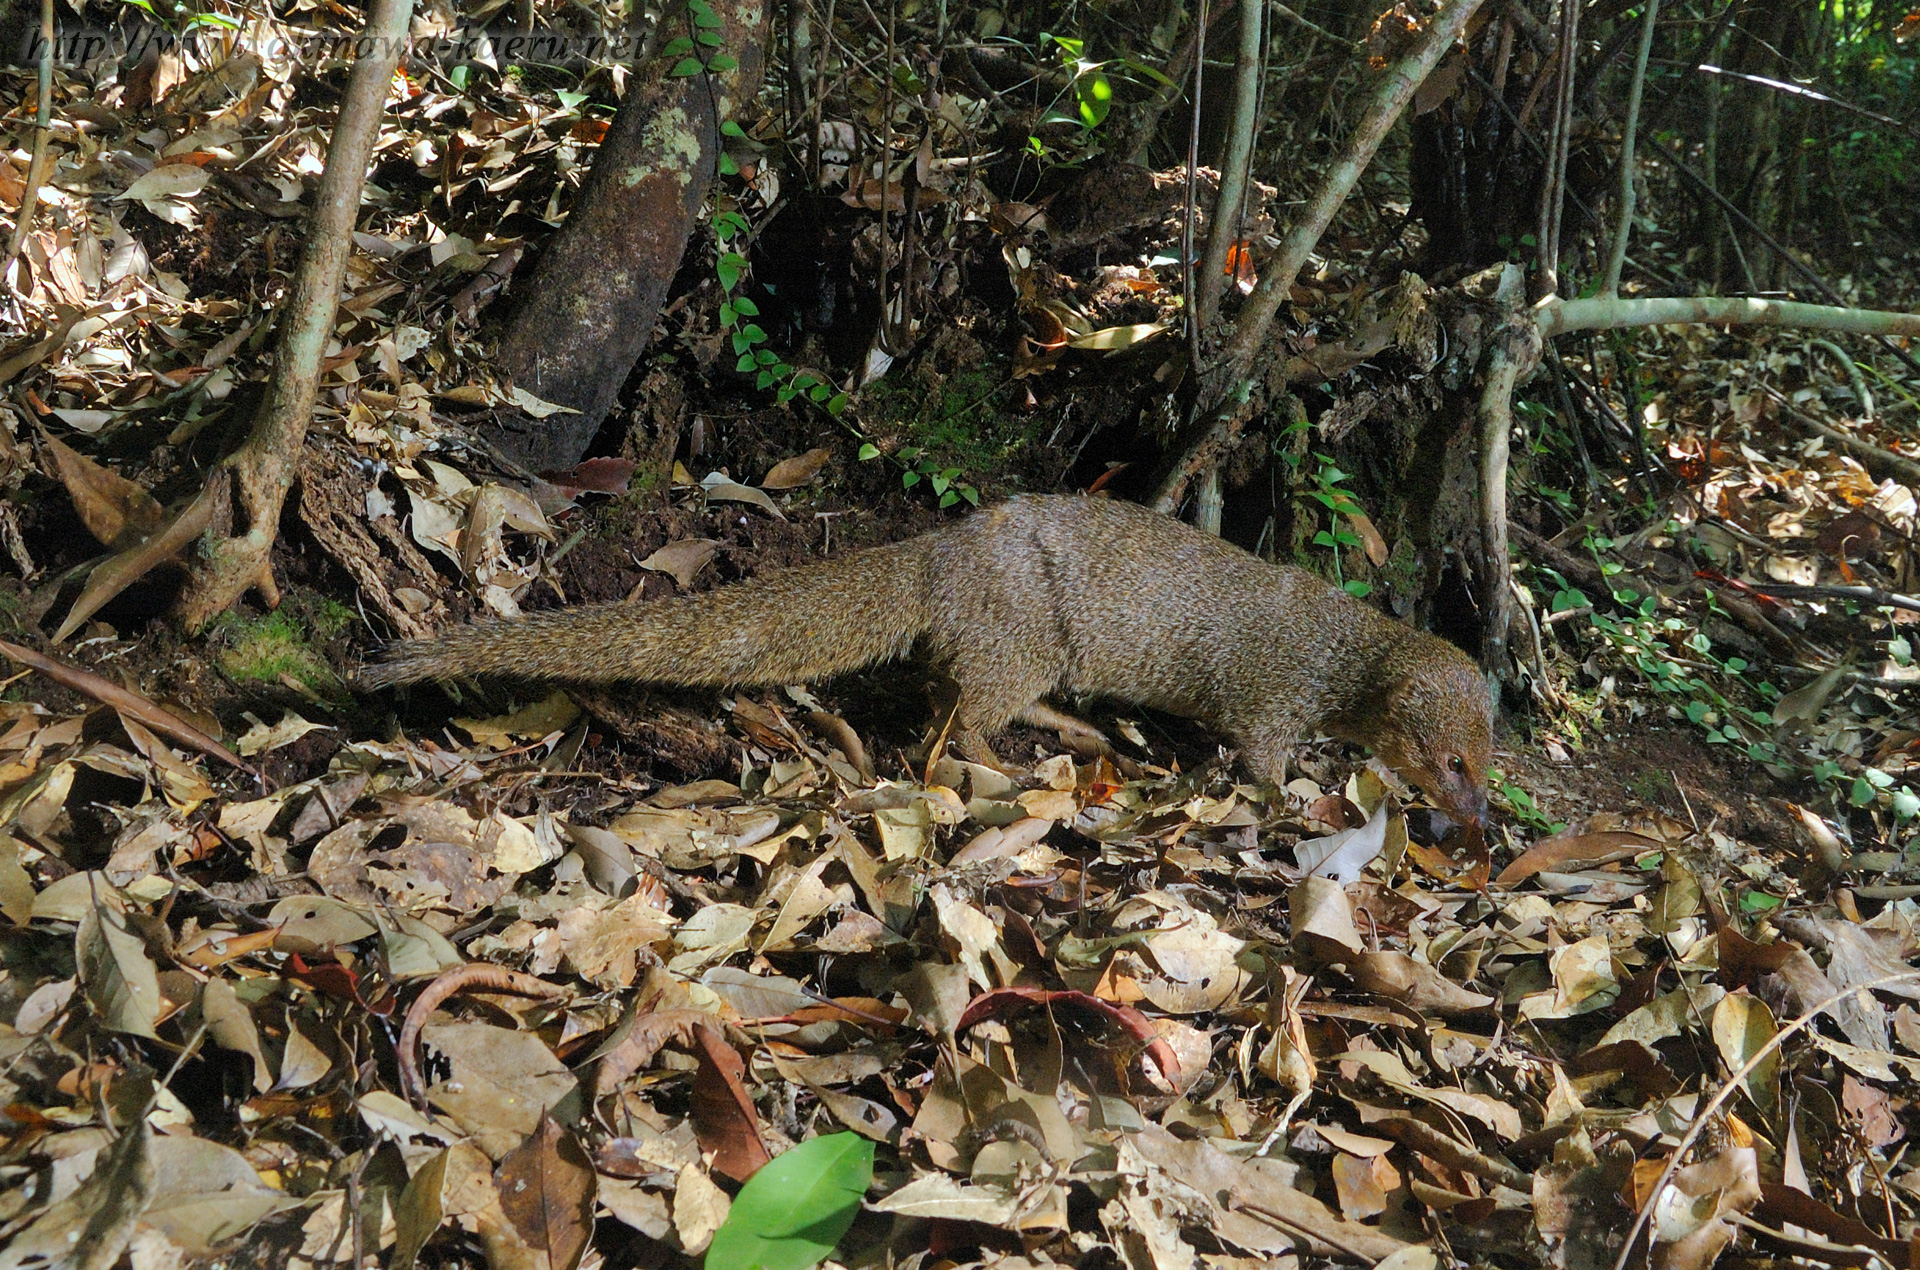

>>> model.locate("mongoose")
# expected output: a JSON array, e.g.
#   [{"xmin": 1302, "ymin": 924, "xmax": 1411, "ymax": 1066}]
[{"xmin": 361, "ymin": 495, "xmax": 1492, "ymax": 828}]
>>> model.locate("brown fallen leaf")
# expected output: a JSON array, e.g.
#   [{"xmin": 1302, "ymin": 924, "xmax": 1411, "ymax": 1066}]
[
  {"xmin": 761, "ymin": 446, "xmax": 832, "ymax": 489},
  {"xmin": 495, "ymin": 1113, "xmax": 596, "ymax": 1270},
  {"xmin": 39, "ymin": 430, "xmax": 166, "ymax": 548},
  {"xmin": 1495, "ymin": 829, "xmax": 1661, "ymax": 886},
  {"xmin": 53, "ymin": 476, "xmax": 219, "ymax": 642},
  {"xmin": 1349, "ymin": 950, "xmax": 1496, "ymax": 1017}
]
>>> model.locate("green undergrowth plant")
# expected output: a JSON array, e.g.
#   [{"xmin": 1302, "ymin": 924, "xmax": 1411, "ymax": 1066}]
[
  {"xmin": 712, "ymin": 205, "xmax": 848, "ymax": 417},
  {"xmin": 1280, "ymin": 428, "xmax": 1374, "ymax": 598},
  {"xmin": 851, "ymin": 365, "xmax": 1033, "ymax": 508},
  {"xmin": 1490, "ymin": 768, "xmax": 1565, "ymax": 836},
  {"xmin": 1534, "ymin": 533, "xmax": 1918, "ymax": 827}
]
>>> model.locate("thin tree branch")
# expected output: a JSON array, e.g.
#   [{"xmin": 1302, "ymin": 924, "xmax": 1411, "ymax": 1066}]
[
  {"xmin": 1535, "ymin": 0, "xmax": 1580, "ymax": 298},
  {"xmin": 1196, "ymin": 0, "xmax": 1265, "ymax": 328},
  {"xmin": 177, "ymin": 0, "xmax": 414, "ymax": 629},
  {"xmin": 1540, "ymin": 295, "xmax": 1920, "ymax": 340},
  {"xmin": 1214, "ymin": 0, "xmax": 1487, "ymax": 385},
  {"xmin": 0, "ymin": 0, "xmax": 55, "ymax": 281},
  {"xmin": 1602, "ymin": 0, "xmax": 1660, "ymax": 297}
]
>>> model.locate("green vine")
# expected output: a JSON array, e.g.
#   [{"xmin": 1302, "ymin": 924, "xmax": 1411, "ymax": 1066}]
[{"xmin": 662, "ymin": 0, "xmax": 739, "ymax": 78}]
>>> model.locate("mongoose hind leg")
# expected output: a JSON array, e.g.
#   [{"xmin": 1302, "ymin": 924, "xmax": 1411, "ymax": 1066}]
[
  {"xmin": 1015, "ymin": 702, "xmax": 1109, "ymax": 745},
  {"xmin": 925, "ymin": 659, "xmax": 1061, "ymax": 776},
  {"xmin": 1239, "ymin": 731, "xmax": 1294, "ymax": 790}
]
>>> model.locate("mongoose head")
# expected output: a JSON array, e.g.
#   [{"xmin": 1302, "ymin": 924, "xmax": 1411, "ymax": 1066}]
[{"xmin": 1370, "ymin": 654, "xmax": 1493, "ymax": 833}]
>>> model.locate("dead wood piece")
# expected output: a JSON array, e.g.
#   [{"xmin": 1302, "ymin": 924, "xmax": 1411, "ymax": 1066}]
[{"xmin": 296, "ymin": 441, "xmax": 446, "ymax": 642}]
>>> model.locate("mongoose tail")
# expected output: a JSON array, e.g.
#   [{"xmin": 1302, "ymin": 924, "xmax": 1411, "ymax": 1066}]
[{"xmin": 357, "ymin": 538, "xmax": 933, "ymax": 690}]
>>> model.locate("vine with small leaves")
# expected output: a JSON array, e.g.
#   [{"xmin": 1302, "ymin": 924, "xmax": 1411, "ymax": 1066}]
[
  {"xmin": 711, "ymin": 206, "xmax": 848, "ymax": 415},
  {"xmin": 662, "ymin": 0, "xmax": 739, "ymax": 79},
  {"xmin": 692, "ymin": 0, "xmax": 988, "ymax": 509},
  {"xmin": 856, "ymin": 443, "xmax": 980, "ymax": 509}
]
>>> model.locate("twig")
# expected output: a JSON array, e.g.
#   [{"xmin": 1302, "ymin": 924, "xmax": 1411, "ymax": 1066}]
[
  {"xmin": 1654, "ymin": 143, "xmax": 1920, "ymax": 383},
  {"xmin": 1534, "ymin": 0, "xmax": 1580, "ymax": 297},
  {"xmin": 0, "ymin": 0, "xmax": 54, "ymax": 282},
  {"xmin": 1807, "ymin": 338, "xmax": 1873, "ymax": 423},
  {"xmin": 1610, "ymin": 969, "xmax": 1920, "ymax": 1270},
  {"xmin": 1231, "ymin": 1199, "xmax": 1379, "ymax": 1264},
  {"xmin": 398, "ymin": 963, "xmax": 569, "ymax": 1105},
  {"xmin": 1181, "ymin": 0, "xmax": 1209, "ymax": 376},
  {"xmin": 1732, "ymin": 581, "xmax": 1920, "ymax": 617},
  {"xmin": 1195, "ymin": 0, "xmax": 1264, "ymax": 329},
  {"xmin": 1374, "ymin": 1114, "xmax": 1533, "ymax": 1192},
  {"xmin": 1760, "ymin": 385, "xmax": 1920, "ymax": 486},
  {"xmin": 0, "ymin": 637, "xmax": 258, "ymax": 778}
]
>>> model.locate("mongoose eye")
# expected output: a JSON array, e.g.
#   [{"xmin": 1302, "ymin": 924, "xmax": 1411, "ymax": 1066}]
[{"xmin": 1446, "ymin": 754, "xmax": 1466, "ymax": 776}]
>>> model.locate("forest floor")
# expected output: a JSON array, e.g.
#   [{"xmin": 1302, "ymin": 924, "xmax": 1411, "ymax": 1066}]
[{"xmin": 5, "ymin": 29, "xmax": 1920, "ymax": 1270}]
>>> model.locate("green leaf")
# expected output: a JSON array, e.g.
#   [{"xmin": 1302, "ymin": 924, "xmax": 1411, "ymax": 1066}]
[
  {"xmin": 716, "ymin": 253, "xmax": 747, "ymax": 289},
  {"xmin": 939, "ymin": 490, "xmax": 959, "ymax": 508},
  {"xmin": 902, "ymin": 470, "xmax": 921, "ymax": 488},
  {"xmin": 732, "ymin": 296, "xmax": 760, "ymax": 316},
  {"xmin": 698, "ymin": 28, "xmax": 725, "ymax": 46},
  {"xmin": 732, "ymin": 331, "xmax": 752, "ymax": 354},
  {"xmin": 709, "ymin": 53, "xmax": 739, "ymax": 71},
  {"xmin": 857, "ymin": 443, "xmax": 880, "ymax": 460},
  {"xmin": 705, "ymin": 1135, "xmax": 873, "ymax": 1270},
  {"xmin": 809, "ymin": 383, "xmax": 831, "ymax": 402},
  {"xmin": 719, "ymin": 152, "xmax": 739, "ymax": 176},
  {"xmin": 1342, "ymin": 580, "xmax": 1372, "ymax": 598},
  {"xmin": 669, "ymin": 56, "xmax": 705, "ymax": 76},
  {"xmin": 662, "ymin": 35, "xmax": 695, "ymax": 55},
  {"xmin": 1076, "ymin": 71, "xmax": 1112, "ymax": 127},
  {"xmin": 721, "ymin": 120, "xmax": 748, "ymax": 138},
  {"xmin": 1117, "ymin": 56, "xmax": 1176, "ymax": 87},
  {"xmin": 555, "ymin": 90, "xmax": 588, "ymax": 109},
  {"xmin": 757, "ymin": 370, "xmax": 776, "ymax": 388},
  {"xmin": 720, "ymin": 301, "xmax": 737, "ymax": 326},
  {"xmin": 962, "ymin": 485, "xmax": 980, "ymax": 505},
  {"xmin": 827, "ymin": 393, "xmax": 849, "ymax": 416},
  {"xmin": 692, "ymin": 3, "xmax": 724, "ymax": 26},
  {"xmin": 741, "ymin": 323, "xmax": 768, "ymax": 344},
  {"xmin": 736, "ymin": 352, "xmax": 757, "ymax": 372},
  {"xmin": 1851, "ymin": 776, "xmax": 1876, "ymax": 806}
]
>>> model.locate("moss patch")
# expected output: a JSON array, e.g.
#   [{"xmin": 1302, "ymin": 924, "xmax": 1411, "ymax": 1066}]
[{"xmin": 211, "ymin": 602, "xmax": 349, "ymax": 693}]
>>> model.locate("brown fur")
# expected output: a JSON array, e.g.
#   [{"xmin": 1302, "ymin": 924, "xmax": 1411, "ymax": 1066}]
[{"xmin": 361, "ymin": 496, "xmax": 1493, "ymax": 826}]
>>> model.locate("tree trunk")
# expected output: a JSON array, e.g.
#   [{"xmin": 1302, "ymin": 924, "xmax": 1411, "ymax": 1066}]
[{"xmin": 479, "ymin": 0, "xmax": 770, "ymax": 472}]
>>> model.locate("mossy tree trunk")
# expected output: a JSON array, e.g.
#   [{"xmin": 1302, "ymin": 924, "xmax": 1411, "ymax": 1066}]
[{"xmin": 476, "ymin": 0, "xmax": 770, "ymax": 473}]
